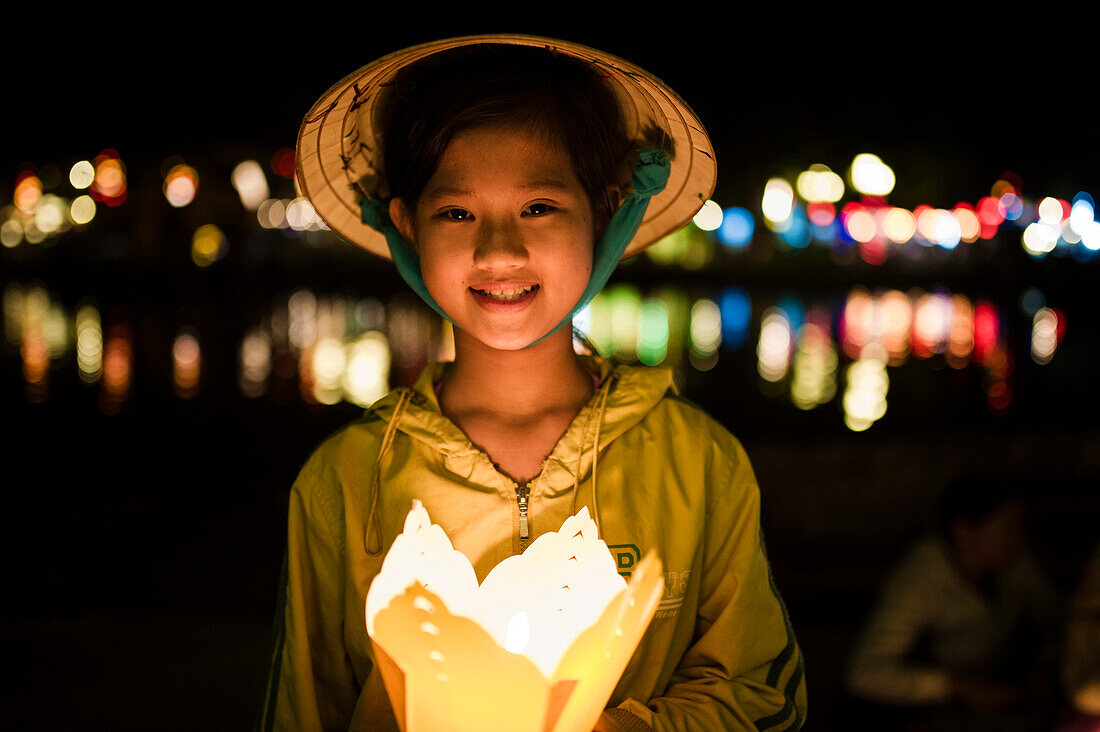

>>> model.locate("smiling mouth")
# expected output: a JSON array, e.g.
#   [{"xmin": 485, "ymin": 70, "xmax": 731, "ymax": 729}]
[{"xmin": 469, "ymin": 284, "xmax": 539, "ymax": 302}]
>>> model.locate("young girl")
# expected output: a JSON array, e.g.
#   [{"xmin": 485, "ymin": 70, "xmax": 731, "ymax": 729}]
[{"xmin": 261, "ymin": 35, "xmax": 806, "ymax": 731}]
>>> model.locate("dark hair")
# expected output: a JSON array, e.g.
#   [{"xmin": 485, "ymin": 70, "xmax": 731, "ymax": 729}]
[
  {"xmin": 376, "ymin": 43, "xmax": 640, "ymax": 237},
  {"xmin": 934, "ymin": 473, "xmax": 1023, "ymax": 536}
]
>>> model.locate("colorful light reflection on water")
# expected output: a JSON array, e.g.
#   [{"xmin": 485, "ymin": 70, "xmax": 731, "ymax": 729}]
[{"xmin": 2, "ymin": 279, "xmax": 1073, "ymax": 432}]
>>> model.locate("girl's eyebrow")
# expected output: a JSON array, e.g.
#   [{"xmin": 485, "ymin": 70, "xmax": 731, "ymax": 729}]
[
  {"xmin": 519, "ymin": 177, "xmax": 571, "ymax": 192},
  {"xmin": 422, "ymin": 178, "xmax": 573, "ymax": 201},
  {"xmin": 422, "ymin": 185, "xmax": 470, "ymax": 201}
]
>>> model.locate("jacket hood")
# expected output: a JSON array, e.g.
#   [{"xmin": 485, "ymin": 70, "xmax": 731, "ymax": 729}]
[{"xmin": 366, "ymin": 355, "xmax": 674, "ymax": 500}]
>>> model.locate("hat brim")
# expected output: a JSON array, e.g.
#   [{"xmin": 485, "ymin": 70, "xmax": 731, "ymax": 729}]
[{"xmin": 296, "ymin": 34, "xmax": 716, "ymax": 261}]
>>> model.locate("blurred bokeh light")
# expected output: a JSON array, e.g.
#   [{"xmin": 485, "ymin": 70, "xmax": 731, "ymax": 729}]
[{"xmin": 163, "ymin": 162, "xmax": 199, "ymax": 208}]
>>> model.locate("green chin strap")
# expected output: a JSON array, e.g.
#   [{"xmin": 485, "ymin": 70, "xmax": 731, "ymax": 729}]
[{"xmin": 360, "ymin": 148, "xmax": 671, "ymax": 349}]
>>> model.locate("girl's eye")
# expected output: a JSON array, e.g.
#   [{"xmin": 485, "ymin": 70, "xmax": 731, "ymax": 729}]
[
  {"xmin": 442, "ymin": 208, "xmax": 472, "ymax": 221},
  {"xmin": 524, "ymin": 203, "xmax": 554, "ymax": 217}
]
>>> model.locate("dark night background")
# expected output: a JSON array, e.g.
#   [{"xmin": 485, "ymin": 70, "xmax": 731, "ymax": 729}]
[{"xmin": 3, "ymin": 12, "xmax": 1098, "ymax": 730}]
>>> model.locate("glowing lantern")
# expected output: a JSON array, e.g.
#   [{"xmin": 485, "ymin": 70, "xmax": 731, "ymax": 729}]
[
  {"xmin": 849, "ymin": 153, "xmax": 895, "ymax": 196},
  {"xmin": 882, "ymin": 207, "xmax": 915, "ymax": 243},
  {"xmin": 796, "ymin": 164, "xmax": 844, "ymax": 203},
  {"xmin": 163, "ymin": 163, "xmax": 199, "ymax": 207},
  {"xmin": 806, "ymin": 201, "xmax": 836, "ymax": 227},
  {"xmin": 692, "ymin": 199, "xmax": 723, "ymax": 231},
  {"xmin": 762, "ymin": 177, "xmax": 795, "ymax": 226},
  {"xmin": 366, "ymin": 502, "xmax": 664, "ymax": 732},
  {"xmin": 231, "ymin": 160, "xmax": 270, "ymax": 210},
  {"xmin": 89, "ymin": 150, "xmax": 128, "ymax": 207}
]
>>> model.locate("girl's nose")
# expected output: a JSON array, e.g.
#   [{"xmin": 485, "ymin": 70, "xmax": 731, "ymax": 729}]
[{"xmin": 474, "ymin": 219, "xmax": 528, "ymax": 269}]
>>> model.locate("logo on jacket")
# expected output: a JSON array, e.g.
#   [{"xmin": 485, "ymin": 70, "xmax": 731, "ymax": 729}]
[
  {"xmin": 608, "ymin": 543, "xmax": 689, "ymax": 620},
  {"xmin": 608, "ymin": 544, "xmax": 641, "ymax": 579},
  {"xmin": 657, "ymin": 569, "xmax": 691, "ymax": 619}
]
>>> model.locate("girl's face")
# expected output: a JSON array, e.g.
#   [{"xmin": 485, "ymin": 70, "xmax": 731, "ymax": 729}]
[{"xmin": 392, "ymin": 125, "xmax": 595, "ymax": 351}]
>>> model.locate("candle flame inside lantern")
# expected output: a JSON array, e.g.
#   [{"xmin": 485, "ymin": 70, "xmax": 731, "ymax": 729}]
[
  {"xmin": 365, "ymin": 500, "xmax": 665, "ymax": 732},
  {"xmin": 504, "ymin": 611, "xmax": 531, "ymax": 655}
]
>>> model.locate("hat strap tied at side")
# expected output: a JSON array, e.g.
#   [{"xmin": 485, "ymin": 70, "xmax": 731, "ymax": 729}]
[{"xmin": 360, "ymin": 194, "xmax": 454, "ymax": 324}]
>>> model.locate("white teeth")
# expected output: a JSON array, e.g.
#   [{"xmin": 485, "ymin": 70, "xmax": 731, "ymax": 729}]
[{"xmin": 474, "ymin": 285, "xmax": 535, "ymax": 301}]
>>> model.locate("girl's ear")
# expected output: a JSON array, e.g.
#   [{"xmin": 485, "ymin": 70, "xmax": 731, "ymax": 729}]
[
  {"xmin": 606, "ymin": 185, "xmax": 625, "ymax": 212},
  {"xmin": 389, "ymin": 198, "xmax": 416, "ymax": 251}
]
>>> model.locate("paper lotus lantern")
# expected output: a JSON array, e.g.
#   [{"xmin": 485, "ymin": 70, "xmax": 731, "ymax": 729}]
[{"xmin": 365, "ymin": 500, "xmax": 664, "ymax": 732}]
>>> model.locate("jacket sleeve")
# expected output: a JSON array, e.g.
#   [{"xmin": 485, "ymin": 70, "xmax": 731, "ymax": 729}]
[
  {"xmin": 605, "ymin": 443, "xmax": 808, "ymax": 731},
  {"xmin": 258, "ymin": 464, "xmax": 361, "ymax": 731},
  {"xmin": 843, "ymin": 552, "xmax": 951, "ymax": 705}
]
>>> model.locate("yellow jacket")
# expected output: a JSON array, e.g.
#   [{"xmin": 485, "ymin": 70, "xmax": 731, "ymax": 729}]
[{"xmin": 260, "ymin": 356, "xmax": 806, "ymax": 731}]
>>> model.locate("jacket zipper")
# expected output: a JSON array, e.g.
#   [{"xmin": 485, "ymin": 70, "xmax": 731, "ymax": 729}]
[{"xmin": 515, "ymin": 481, "xmax": 530, "ymax": 549}]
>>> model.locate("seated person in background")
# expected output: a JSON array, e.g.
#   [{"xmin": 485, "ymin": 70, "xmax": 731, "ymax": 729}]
[
  {"xmin": 845, "ymin": 474, "xmax": 1062, "ymax": 729},
  {"xmin": 1062, "ymin": 541, "xmax": 1100, "ymax": 719}
]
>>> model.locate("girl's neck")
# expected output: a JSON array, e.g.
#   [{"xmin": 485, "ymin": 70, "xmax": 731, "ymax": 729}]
[{"xmin": 439, "ymin": 326, "xmax": 592, "ymax": 419}]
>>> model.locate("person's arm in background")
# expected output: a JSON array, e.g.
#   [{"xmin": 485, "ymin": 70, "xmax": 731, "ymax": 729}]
[
  {"xmin": 1063, "ymin": 543, "xmax": 1100, "ymax": 715},
  {"xmin": 844, "ymin": 549, "xmax": 954, "ymax": 707}
]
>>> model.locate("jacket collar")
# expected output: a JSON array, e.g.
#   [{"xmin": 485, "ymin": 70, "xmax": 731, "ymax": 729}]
[{"xmin": 367, "ymin": 356, "xmax": 673, "ymax": 495}]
